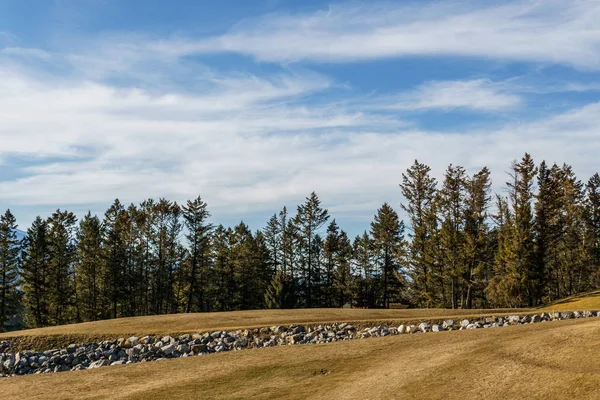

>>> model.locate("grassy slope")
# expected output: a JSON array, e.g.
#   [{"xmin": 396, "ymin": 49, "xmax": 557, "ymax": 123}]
[
  {"xmin": 2, "ymin": 288, "xmax": 599, "ymax": 349},
  {"xmin": 1, "ymin": 317, "xmax": 600, "ymax": 399},
  {"xmin": 542, "ymin": 289, "xmax": 600, "ymax": 311},
  {"xmin": 0, "ymin": 308, "xmax": 533, "ymax": 350}
]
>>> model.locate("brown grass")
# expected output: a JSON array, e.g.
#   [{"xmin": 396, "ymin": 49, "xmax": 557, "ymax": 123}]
[
  {"xmin": 0, "ymin": 308, "xmax": 533, "ymax": 350},
  {"xmin": 1, "ymin": 317, "xmax": 600, "ymax": 399},
  {"xmin": 541, "ymin": 289, "xmax": 600, "ymax": 311}
]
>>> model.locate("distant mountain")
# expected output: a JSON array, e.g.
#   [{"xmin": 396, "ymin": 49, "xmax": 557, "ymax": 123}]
[{"xmin": 15, "ymin": 229, "xmax": 26, "ymax": 241}]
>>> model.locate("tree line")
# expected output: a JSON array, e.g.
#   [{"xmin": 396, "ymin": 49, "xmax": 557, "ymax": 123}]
[{"xmin": 0, "ymin": 153, "xmax": 599, "ymax": 330}]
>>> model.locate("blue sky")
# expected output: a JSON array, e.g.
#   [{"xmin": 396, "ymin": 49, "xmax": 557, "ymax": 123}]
[{"xmin": 0, "ymin": 0, "xmax": 600, "ymax": 236}]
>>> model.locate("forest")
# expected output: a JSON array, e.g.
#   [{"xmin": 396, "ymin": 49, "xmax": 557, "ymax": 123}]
[{"xmin": 0, "ymin": 153, "xmax": 599, "ymax": 331}]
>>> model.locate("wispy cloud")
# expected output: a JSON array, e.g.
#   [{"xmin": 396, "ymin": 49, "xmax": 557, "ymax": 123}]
[
  {"xmin": 151, "ymin": 0, "xmax": 600, "ymax": 69},
  {"xmin": 386, "ymin": 79, "xmax": 521, "ymax": 112},
  {"xmin": 0, "ymin": 0, "xmax": 599, "ymax": 232}
]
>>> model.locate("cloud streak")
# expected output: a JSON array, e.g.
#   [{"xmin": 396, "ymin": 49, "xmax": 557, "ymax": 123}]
[
  {"xmin": 153, "ymin": 0, "xmax": 600, "ymax": 69},
  {"xmin": 0, "ymin": 0, "xmax": 599, "ymax": 233}
]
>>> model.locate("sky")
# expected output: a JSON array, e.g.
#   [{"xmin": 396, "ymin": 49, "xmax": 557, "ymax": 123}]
[{"xmin": 0, "ymin": 0, "xmax": 600, "ymax": 236}]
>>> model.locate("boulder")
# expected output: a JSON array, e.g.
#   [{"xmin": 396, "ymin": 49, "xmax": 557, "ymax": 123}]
[{"xmin": 161, "ymin": 344, "xmax": 176, "ymax": 356}]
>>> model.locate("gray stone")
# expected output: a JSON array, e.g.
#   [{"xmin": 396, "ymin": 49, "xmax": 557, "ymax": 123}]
[{"xmin": 161, "ymin": 344, "xmax": 176, "ymax": 355}]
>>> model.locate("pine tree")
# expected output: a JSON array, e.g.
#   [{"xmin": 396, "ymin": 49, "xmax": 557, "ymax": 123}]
[
  {"xmin": 150, "ymin": 199, "xmax": 184, "ymax": 314},
  {"xmin": 264, "ymin": 270, "xmax": 293, "ymax": 309},
  {"xmin": 253, "ymin": 230, "xmax": 276, "ymax": 308},
  {"xmin": 293, "ymin": 192, "xmax": 329, "ymax": 308},
  {"xmin": 400, "ymin": 160, "xmax": 437, "ymax": 307},
  {"xmin": 231, "ymin": 222, "xmax": 258, "ymax": 310},
  {"xmin": 507, "ymin": 153, "xmax": 538, "ymax": 306},
  {"xmin": 263, "ymin": 213, "xmax": 282, "ymax": 273},
  {"xmin": 584, "ymin": 173, "xmax": 600, "ymax": 286},
  {"xmin": 182, "ymin": 196, "xmax": 212, "ymax": 313},
  {"xmin": 352, "ymin": 232, "xmax": 375, "ymax": 308},
  {"xmin": 333, "ymin": 230, "xmax": 354, "ymax": 307},
  {"xmin": 463, "ymin": 167, "xmax": 492, "ymax": 308},
  {"xmin": 212, "ymin": 224, "xmax": 233, "ymax": 311},
  {"xmin": 323, "ymin": 220, "xmax": 340, "ymax": 307},
  {"xmin": 46, "ymin": 210, "xmax": 78, "ymax": 325},
  {"xmin": 437, "ymin": 164, "xmax": 468, "ymax": 309},
  {"xmin": 75, "ymin": 212, "xmax": 103, "ymax": 322},
  {"xmin": 21, "ymin": 217, "xmax": 50, "ymax": 327},
  {"xmin": 102, "ymin": 200, "xmax": 129, "ymax": 318},
  {"xmin": 486, "ymin": 195, "xmax": 522, "ymax": 307},
  {"xmin": 0, "ymin": 210, "xmax": 21, "ymax": 330},
  {"xmin": 370, "ymin": 203, "xmax": 405, "ymax": 308},
  {"xmin": 555, "ymin": 164, "xmax": 587, "ymax": 296}
]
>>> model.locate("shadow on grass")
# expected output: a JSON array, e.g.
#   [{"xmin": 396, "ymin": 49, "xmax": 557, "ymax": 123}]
[{"xmin": 543, "ymin": 290, "xmax": 600, "ymax": 307}]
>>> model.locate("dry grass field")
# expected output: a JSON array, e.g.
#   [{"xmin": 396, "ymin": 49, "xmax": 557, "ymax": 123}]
[
  {"xmin": 0, "ymin": 307, "xmax": 533, "ymax": 350},
  {"xmin": 1, "ymin": 290, "xmax": 600, "ymax": 399},
  {"xmin": 1, "ymin": 317, "xmax": 600, "ymax": 399}
]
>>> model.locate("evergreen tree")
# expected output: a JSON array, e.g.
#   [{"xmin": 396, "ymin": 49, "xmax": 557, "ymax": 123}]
[
  {"xmin": 352, "ymin": 232, "xmax": 375, "ymax": 308},
  {"xmin": 263, "ymin": 213, "xmax": 282, "ymax": 273},
  {"xmin": 437, "ymin": 164, "xmax": 468, "ymax": 309},
  {"xmin": 293, "ymin": 192, "xmax": 329, "ymax": 307},
  {"xmin": 584, "ymin": 173, "xmax": 600, "ymax": 286},
  {"xmin": 102, "ymin": 200, "xmax": 129, "ymax": 319},
  {"xmin": 507, "ymin": 153, "xmax": 538, "ymax": 306},
  {"xmin": 75, "ymin": 212, "xmax": 103, "ymax": 322},
  {"xmin": 212, "ymin": 224, "xmax": 233, "ymax": 311},
  {"xmin": 0, "ymin": 210, "xmax": 21, "ymax": 330},
  {"xmin": 182, "ymin": 196, "xmax": 212, "ymax": 313},
  {"xmin": 370, "ymin": 203, "xmax": 405, "ymax": 308},
  {"xmin": 333, "ymin": 230, "xmax": 354, "ymax": 307},
  {"xmin": 463, "ymin": 167, "xmax": 492, "ymax": 308},
  {"xmin": 46, "ymin": 210, "xmax": 78, "ymax": 325},
  {"xmin": 21, "ymin": 217, "xmax": 50, "ymax": 327},
  {"xmin": 400, "ymin": 160, "xmax": 437, "ymax": 307},
  {"xmin": 323, "ymin": 220, "xmax": 340, "ymax": 307},
  {"xmin": 264, "ymin": 270, "xmax": 293, "ymax": 309}
]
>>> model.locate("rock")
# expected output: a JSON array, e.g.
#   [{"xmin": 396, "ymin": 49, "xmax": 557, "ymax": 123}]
[
  {"xmin": 418, "ymin": 322, "xmax": 431, "ymax": 333},
  {"xmin": 443, "ymin": 320, "xmax": 455, "ymax": 329},
  {"xmin": 127, "ymin": 336, "xmax": 139, "ymax": 346},
  {"xmin": 179, "ymin": 334, "xmax": 192, "ymax": 343},
  {"xmin": 466, "ymin": 324, "xmax": 479, "ymax": 330},
  {"xmin": 397, "ymin": 325, "xmax": 406, "ymax": 334},
  {"xmin": 89, "ymin": 359, "xmax": 110, "ymax": 369},
  {"xmin": 431, "ymin": 324, "xmax": 443, "ymax": 332},
  {"xmin": 161, "ymin": 344, "xmax": 176, "ymax": 356},
  {"xmin": 191, "ymin": 344, "xmax": 206, "ymax": 354},
  {"xmin": 561, "ymin": 311, "xmax": 574, "ymax": 320},
  {"xmin": 66, "ymin": 344, "xmax": 77, "ymax": 354},
  {"xmin": 460, "ymin": 319, "xmax": 470, "ymax": 328},
  {"xmin": 531, "ymin": 315, "xmax": 541, "ymax": 323}
]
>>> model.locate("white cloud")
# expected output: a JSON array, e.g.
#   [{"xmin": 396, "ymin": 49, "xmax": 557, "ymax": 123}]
[
  {"xmin": 1, "ymin": 0, "xmax": 600, "ymax": 233},
  {"xmin": 1, "ymin": 60, "xmax": 599, "ymax": 230},
  {"xmin": 387, "ymin": 79, "xmax": 521, "ymax": 111},
  {"xmin": 151, "ymin": 0, "xmax": 600, "ymax": 69}
]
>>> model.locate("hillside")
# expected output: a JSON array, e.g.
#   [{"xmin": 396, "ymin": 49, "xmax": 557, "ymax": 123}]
[
  {"xmin": 542, "ymin": 289, "xmax": 600, "ymax": 311},
  {"xmin": 1, "ymin": 292, "xmax": 600, "ymax": 398},
  {"xmin": 1, "ymin": 317, "xmax": 599, "ymax": 399},
  {"xmin": 0, "ymin": 307, "xmax": 531, "ymax": 350}
]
